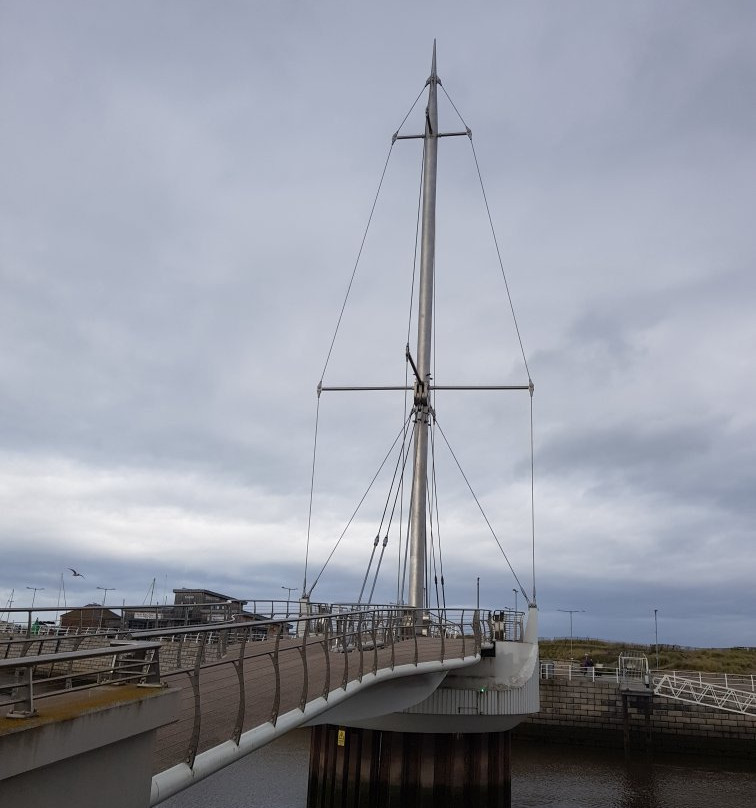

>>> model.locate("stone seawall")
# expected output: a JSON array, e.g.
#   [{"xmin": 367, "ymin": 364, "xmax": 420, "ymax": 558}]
[{"xmin": 512, "ymin": 676, "xmax": 755, "ymax": 759}]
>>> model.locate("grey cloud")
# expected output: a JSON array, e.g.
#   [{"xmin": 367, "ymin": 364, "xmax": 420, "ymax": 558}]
[{"xmin": 2, "ymin": 2, "xmax": 755, "ymax": 647}]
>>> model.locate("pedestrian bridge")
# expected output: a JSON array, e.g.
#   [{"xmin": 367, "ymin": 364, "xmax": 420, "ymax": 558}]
[{"xmin": 2, "ymin": 604, "xmax": 499, "ymax": 805}]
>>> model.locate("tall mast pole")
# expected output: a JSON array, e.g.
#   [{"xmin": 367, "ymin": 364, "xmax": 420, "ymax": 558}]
[{"xmin": 408, "ymin": 43, "xmax": 439, "ymax": 614}]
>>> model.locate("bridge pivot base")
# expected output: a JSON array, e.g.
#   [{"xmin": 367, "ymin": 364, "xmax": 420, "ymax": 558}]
[{"xmin": 307, "ymin": 723, "xmax": 512, "ymax": 807}]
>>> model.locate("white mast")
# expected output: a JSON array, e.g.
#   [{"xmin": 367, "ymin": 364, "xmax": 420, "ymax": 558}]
[{"xmin": 407, "ymin": 43, "xmax": 439, "ymax": 613}]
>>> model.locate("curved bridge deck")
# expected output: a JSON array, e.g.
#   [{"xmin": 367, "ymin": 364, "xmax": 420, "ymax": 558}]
[{"xmin": 154, "ymin": 632, "xmax": 475, "ymax": 775}]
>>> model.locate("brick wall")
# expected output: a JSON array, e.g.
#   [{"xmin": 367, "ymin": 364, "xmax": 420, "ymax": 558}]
[{"xmin": 512, "ymin": 677, "xmax": 755, "ymax": 759}]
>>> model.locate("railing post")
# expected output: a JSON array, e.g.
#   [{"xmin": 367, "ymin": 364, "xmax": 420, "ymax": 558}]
[
  {"xmin": 461, "ymin": 610, "xmax": 466, "ymax": 658},
  {"xmin": 371, "ymin": 611, "xmax": 378, "ymax": 676},
  {"xmin": 413, "ymin": 609, "xmax": 419, "ymax": 665},
  {"xmin": 140, "ymin": 646, "xmax": 162, "ymax": 686},
  {"xmin": 299, "ymin": 618, "xmax": 310, "ymax": 710},
  {"xmin": 7, "ymin": 665, "xmax": 36, "ymax": 718},
  {"xmin": 186, "ymin": 632, "xmax": 207, "ymax": 768},
  {"xmin": 389, "ymin": 608, "xmax": 396, "ymax": 670},
  {"xmin": 231, "ymin": 630, "xmax": 248, "ymax": 744},
  {"xmin": 269, "ymin": 624, "xmax": 283, "ymax": 725},
  {"xmin": 321, "ymin": 617, "xmax": 331, "ymax": 700},
  {"xmin": 341, "ymin": 614, "xmax": 349, "ymax": 690},
  {"xmin": 357, "ymin": 613, "xmax": 364, "ymax": 682}
]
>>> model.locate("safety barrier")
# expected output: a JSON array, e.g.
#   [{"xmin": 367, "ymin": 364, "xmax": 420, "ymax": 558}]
[
  {"xmin": 0, "ymin": 640, "xmax": 163, "ymax": 717},
  {"xmin": 540, "ymin": 660, "xmax": 756, "ymax": 693}
]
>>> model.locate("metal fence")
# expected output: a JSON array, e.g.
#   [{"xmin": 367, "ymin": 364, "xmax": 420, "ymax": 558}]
[
  {"xmin": 0, "ymin": 640, "xmax": 163, "ymax": 717},
  {"xmin": 539, "ymin": 660, "xmax": 756, "ymax": 692},
  {"xmin": 141, "ymin": 605, "xmax": 489, "ymax": 776}
]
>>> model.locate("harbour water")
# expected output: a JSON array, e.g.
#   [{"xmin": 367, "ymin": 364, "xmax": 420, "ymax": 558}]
[{"xmin": 164, "ymin": 728, "xmax": 756, "ymax": 808}]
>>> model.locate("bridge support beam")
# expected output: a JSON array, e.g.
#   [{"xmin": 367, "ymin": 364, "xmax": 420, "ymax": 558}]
[{"xmin": 307, "ymin": 724, "xmax": 511, "ymax": 808}]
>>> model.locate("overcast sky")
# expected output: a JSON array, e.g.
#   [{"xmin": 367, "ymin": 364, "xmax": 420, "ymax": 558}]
[{"xmin": 1, "ymin": 2, "xmax": 754, "ymax": 649}]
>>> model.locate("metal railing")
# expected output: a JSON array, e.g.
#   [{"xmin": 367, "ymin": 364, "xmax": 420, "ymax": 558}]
[
  {"xmin": 652, "ymin": 672, "xmax": 756, "ymax": 715},
  {"xmin": 655, "ymin": 669, "xmax": 756, "ymax": 692},
  {"xmin": 540, "ymin": 660, "xmax": 756, "ymax": 693},
  {"xmin": 141, "ymin": 605, "xmax": 486, "ymax": 773},
  {"xmin": 0, "ymin": 640, "xmax": 163, "ymax": 717}
]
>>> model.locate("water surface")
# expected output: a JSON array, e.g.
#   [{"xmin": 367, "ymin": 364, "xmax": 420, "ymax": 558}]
[{"xmin": 164, "ymin": 729, "xmax": 756, "ymax": 807}]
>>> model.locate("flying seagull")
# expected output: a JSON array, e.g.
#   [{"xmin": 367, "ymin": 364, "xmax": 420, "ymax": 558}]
[{"xmin": 68, "ymin": 568, "xmax": 85, "ymax": 578}]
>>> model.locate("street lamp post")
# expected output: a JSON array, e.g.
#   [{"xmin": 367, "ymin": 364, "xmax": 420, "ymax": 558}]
[
  {"xmin": 654, "ymin": 608, "xmax": 659, "ymax": 669},
  {"xmin": 96, "ymin": 586, "xmax": 115, "ymax": 630},
  {"xmin": 557, "ymin": 608, "xmax": 585, "ymax": 660},
  {"xmin": 281, "ymin": 586, "xmax": 296, "ymax": 618},
  {"xmin": 513, "ymin": 588, "xmax": 518, "ymax": 614},
  {"xmin": 97, "ymin": 586, "xmax": 115, "ymax": 606},
  {"xmin": 26, "ymin": 586, "xmax": 44, "ymax": 637},
  {"xmin": 26, "ymin": 586, "xmax": 44, "ymax": 610}
]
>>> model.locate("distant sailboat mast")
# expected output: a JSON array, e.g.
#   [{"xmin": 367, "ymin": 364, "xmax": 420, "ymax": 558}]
[{"xmin": 408, "ymin": 43, "xmax": 439, "ymax": 613}]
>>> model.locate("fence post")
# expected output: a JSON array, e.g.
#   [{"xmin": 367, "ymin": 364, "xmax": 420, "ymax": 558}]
[
  {"xmin": 374, "ymin": 611, "xmax": 381, "ymax": 675},
  {"xmin": 231, "ymin": 631, "xmax": 248, "ymax": 744},
  {"xmin": 7, "ymin": 665, "xmax": 36, "ymax": 717},
  {"xmin": 389, "ymin": 608, "xmax": 396, "ymax": 670},
  {"xmin": 298, "ymin": 618, "xmax": 310, "ymax": 710},
  {"xmin": 321, "ymin": 618, "xmax": 331, "ymax": 700},
  {"xmin": 357, "ymin": 613, "xmax": 364, "ymax": 683},
  {"xmin": 461, "ymin": 610, "xmax": 466, "ymax": 659},
  {"xmin": 186, "ymin": 633, "xmax": 207, "ymax": 768},
  {"xmin": 269, "ymin": 627, "xmax": 283, "ymax": 725},
  {"xmin": 413, "ymin": 610, "xmax": 419, "ymax": 665},
  {"xmin": 341, "ymin": 614, "xmax": 349, "ymax": 691}
]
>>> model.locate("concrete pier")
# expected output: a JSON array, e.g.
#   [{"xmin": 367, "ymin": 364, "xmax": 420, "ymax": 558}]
[{"xmin": 0, "ymin": 684, "xmax": 179, "ymax": 808}]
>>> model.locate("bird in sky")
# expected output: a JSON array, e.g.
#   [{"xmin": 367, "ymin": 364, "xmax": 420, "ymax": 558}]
[{"xmin": 68, "ymin": 568, "xmax": 85, "ymax": 578}]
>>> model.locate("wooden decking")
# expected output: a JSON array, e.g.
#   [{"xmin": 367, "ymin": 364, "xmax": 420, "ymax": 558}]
[{"xmin": 153, "ymin": 633, "xmax": 472, "ymax": 774}]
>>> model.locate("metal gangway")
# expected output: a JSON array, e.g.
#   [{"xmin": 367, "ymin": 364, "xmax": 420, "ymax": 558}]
[{"xmin": 652, "ymin": 671, "xmax": 756, "ymax": 717}]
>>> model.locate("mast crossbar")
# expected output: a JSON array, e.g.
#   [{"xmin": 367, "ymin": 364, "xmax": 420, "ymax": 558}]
[
  {"xmin": 319, "ymin": 384, "xmax": 531, "ymax": 392},
  {"xmin": 394, "ymin": 130, "xmax": 469, "ymax": 141}
]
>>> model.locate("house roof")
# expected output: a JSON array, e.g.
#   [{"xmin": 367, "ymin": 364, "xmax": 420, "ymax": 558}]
[{"xmin": 172, "ymin": 587, "xmax": 248, "ymax": 605}]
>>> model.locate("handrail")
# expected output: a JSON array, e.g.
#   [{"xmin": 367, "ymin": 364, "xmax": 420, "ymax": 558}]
[
  {"xmin": 147, "ymin": 606, "xmax": 485, "ymax": 777},
  {"xmin": 0, "ymin": 640, "xmax": 163, "ymax": 717},
  {"xmin": 539, "ymin": 660, "xmax": 756, "ymax": 693},
  {"xmin": 652, "ymin": 672, "xmax": 756, "ymax": 716}
]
